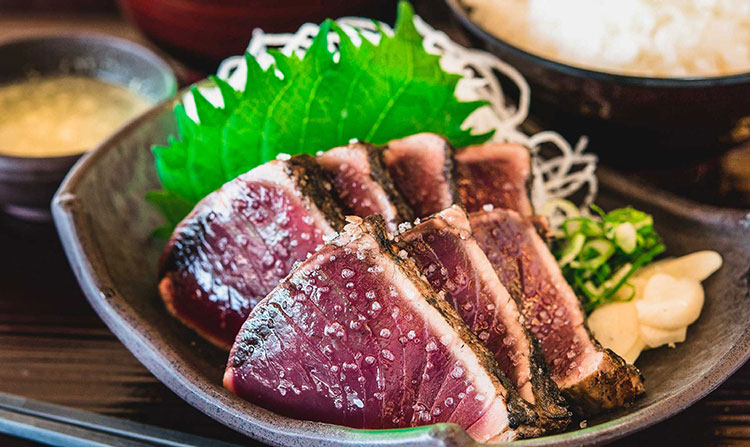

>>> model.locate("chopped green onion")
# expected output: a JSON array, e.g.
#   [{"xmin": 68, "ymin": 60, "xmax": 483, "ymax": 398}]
[
  {"xmin": 633, "ymin": 215, "xmax": 653, "ymax": 230},
  {"xmin": 601, "ymin": 263, "xmax": 633, "ymax": 296},
  {"xmin": 559, "ymin": 233, "xmax": 585, "ymax": 267},
  {"xmin": 562, "ymin": 219, "xmax": 582, "ymax": 236},
  {"xmin": 582, "ymin": 281, "xmax": 602, "ymax": 298},
  {"xmin": 563, "ymin": 217, "xmax": 603, "ymax": 238},
  {"xmin": 614, "ymin": 222, "xmax": 637, "ymax": 254},
  {"xmin": 551, "ymin": 205, "xmax": 665, "ymax": 313},
  {"xmin": 570, "ymin": 239, "xmax": 615, "ymax": 270},
  {"xmin": 542, "ymin": 198, "xmax": 581, "ymax": 220}
]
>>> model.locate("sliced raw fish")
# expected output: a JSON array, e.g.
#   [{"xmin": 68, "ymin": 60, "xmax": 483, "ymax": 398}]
[
  {"xmin": 470, "ymin": 209, "xmax": 644, "ymax": 415},
  {"xmin": 317, "ymin": 142, "xmax": 414, "ymax": 232},
  {"xmin": 456, "ymin": 143, "xmax": 534, "ymax": 215},
  {"xmin": 159, "ymin": 155, "xmax": 346, "ymax": 349},
  {"xmin": 397, "ymin": 206, "xmax": 570, "ymax": 431},
  {"xmin": 382, "ymin": 133, "xmax": 460, "ymax": 218},
  {"xmin": 224, "ymin": 215, "xmax": 542, "ymax": 441}
]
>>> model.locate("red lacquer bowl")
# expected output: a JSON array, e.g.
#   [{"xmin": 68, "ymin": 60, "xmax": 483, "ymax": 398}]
[{"xmin": 118, "ymin": 0, "xmax": 396, "ymax": 71}]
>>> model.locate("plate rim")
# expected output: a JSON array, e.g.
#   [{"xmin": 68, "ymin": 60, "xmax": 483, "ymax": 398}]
[{"xmin": 52, "ymin": 100, "xmax": 750, "ymax": 447}]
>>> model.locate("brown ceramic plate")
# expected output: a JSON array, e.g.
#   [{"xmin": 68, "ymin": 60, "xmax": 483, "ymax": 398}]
[{"xmin": 52, "ymin": 100, "xmax": 750, "ymax": 446}]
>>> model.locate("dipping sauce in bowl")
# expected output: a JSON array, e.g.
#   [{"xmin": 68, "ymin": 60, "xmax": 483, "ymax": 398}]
[
  {"xmin": 0, "ymin": 75, "xmax": 152, "ymax": 158},
  {"xmin": 0, "ymin": 33, "xmax": 176, "ymax": 221}
]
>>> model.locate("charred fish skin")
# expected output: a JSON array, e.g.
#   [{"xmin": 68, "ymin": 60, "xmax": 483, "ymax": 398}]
[
  {"xmin": 365, "ymin": 144, "xmax": 416, "ymax": 226},
  {"xmin": 159, "ymin": 155, "xmax": 346, "ymax": 349},
  {"xmin": 561, "ymin": 348, "xmax": 645, "ymax": 416},
  {"xmin": 224, "ymin": 215, "xmax": 542, "ymax": 441},
  {"xmin": 396, "ymin": 206, "xmax": 571, "ymax": 433},
  {"xmin": 382, "ymin": 133, "xmax": 461, "ymax": 218},
  {"xmin": 455, "ymin": 143, "xmax": 534, "ymax": 216},
  {"xmin": 317, "ymin": 142, "xmax": 415, "ymax": 232},
  {"xmin": 287, "ymin": 154, "xmax": 349, "ymax": 232},
  {"xmin": 525, "ymin": 326, "xmax": 576, "ymax": 430},
  {"xmin": 470, "ymin": 208, "xmax": 644, "ymax": 416}
]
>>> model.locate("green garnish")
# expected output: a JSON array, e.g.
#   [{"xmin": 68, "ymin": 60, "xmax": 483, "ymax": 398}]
[
  {"xmin": 149, "ymin": 1, "xmax": 491, "ymax": 230},
  {"xmin": 552, "ymin": 203, "xmax": 666, "ymax": 313}
]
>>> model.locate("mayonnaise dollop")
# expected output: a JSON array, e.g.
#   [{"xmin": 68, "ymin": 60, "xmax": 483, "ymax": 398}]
[{"xmin": 587, "ymin": 250, "xmax": 722, "ymax": 364}]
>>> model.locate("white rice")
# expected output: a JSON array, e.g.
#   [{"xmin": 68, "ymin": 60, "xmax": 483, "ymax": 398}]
[{"xmin": 463, "ymin": 0, "xmax": 750, "ymax": 78}]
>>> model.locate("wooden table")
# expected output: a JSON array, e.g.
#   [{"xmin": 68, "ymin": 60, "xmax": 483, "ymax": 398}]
[{"xmin": 1, "ymin": 10, "xmax": 749, "ymax": 447}]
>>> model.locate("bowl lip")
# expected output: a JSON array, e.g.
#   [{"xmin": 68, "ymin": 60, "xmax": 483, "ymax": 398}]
[
  {"xmin": 444, "ymin": 0, "xmax": 750, "ymax": 88},
  {"xmin": 51, "ymin": 99, "xmax": 750, "ymax": 447},
  {"xmin": 0, "ymin": 31, "xmax": 177, "ymax": 92},
  {"xmin": 0, "ymin": 151, "xmax": 83, "ymax": 182},
  {"xmin": 0, "ymin": 151, "xmax": 82, "ymax": 165},
  {"xmin": 0, "ymin": 31, "xmax": 178, "ymax": 163}
]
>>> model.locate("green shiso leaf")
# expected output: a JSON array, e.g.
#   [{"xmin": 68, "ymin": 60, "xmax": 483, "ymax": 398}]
[
  {"xmin": 145, "ymin": 190, "xmax": 194, "ymax": 238},
  {"xmin": 150, "ymin": 1, "xmax": 491, "ymax": 230}
]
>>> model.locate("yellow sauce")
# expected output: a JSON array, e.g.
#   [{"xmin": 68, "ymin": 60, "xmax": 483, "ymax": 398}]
[{"xmin": 0, "ymin": 75, "xmax": 152, "ymax": 158}]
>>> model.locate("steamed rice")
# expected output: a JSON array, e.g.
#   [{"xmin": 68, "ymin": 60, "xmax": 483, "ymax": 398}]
[{"xmin": 463, "ymin": 0, "xmax": 750, "ymax": 78}]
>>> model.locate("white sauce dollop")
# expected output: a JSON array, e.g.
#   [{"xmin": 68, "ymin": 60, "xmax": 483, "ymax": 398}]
[{"xmin": 587, "ymin": 251, "xmax": 722, "ymax": 364}]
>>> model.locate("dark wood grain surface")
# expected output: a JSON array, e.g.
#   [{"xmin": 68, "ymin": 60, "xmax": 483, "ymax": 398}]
[
  {"xmin": 0, "ymin": 217, "xmax": 257, "ymax": 446},
  {"xmin": 0, "ymin": 8, "xmax": 749, "ymax": 447}
]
